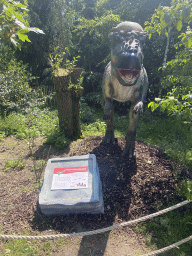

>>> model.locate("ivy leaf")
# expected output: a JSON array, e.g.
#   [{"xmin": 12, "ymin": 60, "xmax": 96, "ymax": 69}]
[{"xmin": 177, "ymin": 20, "xmax": 183, "ymax": 31}]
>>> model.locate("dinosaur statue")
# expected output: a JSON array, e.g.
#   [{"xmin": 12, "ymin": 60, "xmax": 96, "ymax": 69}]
[{"xmin": 102, "ymin": 21, "xmax": 148, "ymax": 158}]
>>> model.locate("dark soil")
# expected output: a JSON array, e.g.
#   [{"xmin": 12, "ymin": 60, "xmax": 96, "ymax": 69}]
[{"xmin": 0, "ymin": 135, "xmax": 190, "ymax": 255}]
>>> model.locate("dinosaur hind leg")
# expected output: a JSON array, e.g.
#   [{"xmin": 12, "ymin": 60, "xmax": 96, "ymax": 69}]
[
  {"xmin": 123, "ymin": 104, "xmax": 139, "ymax": 158},
  {"xmin": 103, "ymin": 98, "xmax": 115, "ymax": 144}
]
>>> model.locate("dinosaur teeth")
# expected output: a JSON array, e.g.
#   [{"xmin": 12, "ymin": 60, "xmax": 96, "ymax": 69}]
[{"xmin": 118, "ymin": 68, "xmax": 140, "ymax": 78}]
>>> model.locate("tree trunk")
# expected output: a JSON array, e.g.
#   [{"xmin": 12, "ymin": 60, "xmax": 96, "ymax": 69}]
[{"xmin": 53, "ymin": 68, "xmax": 84, "ymax": 140}]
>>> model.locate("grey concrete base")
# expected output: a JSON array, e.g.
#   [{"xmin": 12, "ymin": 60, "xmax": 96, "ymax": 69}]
[{"xmin": 39, "ymin": 154, "xmax": 104, "ymax": 215}]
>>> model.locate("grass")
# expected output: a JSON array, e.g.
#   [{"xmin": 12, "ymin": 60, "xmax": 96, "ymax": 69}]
[
  {"xmin": 135, "ymin": 206, "xmax": 192, "ymax": 255},
  {"xmin": 4, "ymin": 156, "xmax": 25, "ymax": 172},
  {"xmin": 114, "ymin": 107, "xmax": 192, "ymax": 172},
  {"xmin": 3, "ymin": 239, "xmax": 55, "ymax": 256}
]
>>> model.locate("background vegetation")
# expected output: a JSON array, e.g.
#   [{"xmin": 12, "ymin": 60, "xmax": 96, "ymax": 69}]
[{"xmin": 0, "ymin": 0, "xmax": 192, "ymax": 255}]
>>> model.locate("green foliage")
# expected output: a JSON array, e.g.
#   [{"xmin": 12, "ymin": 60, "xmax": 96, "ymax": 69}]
[
  {"xmin": 0, "ymin": 57, "xmax": 48, "ymax": 117},
  {"xmin": 137, "ymin": 205, "xmax": 192, "ymax": 255},
  {"xmin": 82, "ymin": 119, "xmax": 106, "ymax": 137},
  {"xmin": 49, "ymin": 46, "xmax": 81, "ymax": 72},
  {"xmin": 17, "ymin": 0, "xmax": 74, "ymax": 78},
  {"xmin": 46, "ymin": 130, "xmax": 70, "ymax": 149},
  {"xmin": 180, "ymin": 180, "xmax": 192, "ymax": 200},
  {"xmin": 0, "ymin": 112, "xmax": 26, "ymax": 136},
  {"xmin": 179, "ymin": 26, "xmax": 192, "ymax": 48},
  {"xmin": 47, "ymin": 0, "xmax": 74, "ymax": 54},
  {"xmin": 138, "ymin": 110, "xmax": 192, "ymax": 162},
  {"xmin": 145, "ymin": 0, "xmax": 192, "ymax": 38},
  {"xmin": 4, "ymin": 156, "xmax": 25, "ymax": 172},
  {"xmin": 83, "ymin": 92, "xmax": 103, "ymax": 108},
  {"xmin": 50, "ymin": 46, "xmax": 81, "ymax": 75},
  {"xmin": 73, "ymin": 11, "xmax": 120, "ymax": 70},
  {"xmin": 80, "ymin": 101, "xmax": 96, "ymax": 123},
  {"xmin": 0, "ymin": 109, "xmax": 59, "ymax": 139},
  {"xmin": 0, "ymin": 108, "xmax": 71, "ymax": 149},
  {"xmin": 49, "ymin": 46, "xmax": 67, "ymax": 72},
  {"xmin": 0, "ymin": 0, "xmax": 44, "ymax": 49},
  {"xmin": 148, "ymin": 46, "xmax": 192, "ymax": 122},
  {"xmin": 146, "ymin": 0, "xmax": 192, "ymax": 140},
  {"xmin": 3, "ymin": 240, "xmax": 39, "ymax": 255}
]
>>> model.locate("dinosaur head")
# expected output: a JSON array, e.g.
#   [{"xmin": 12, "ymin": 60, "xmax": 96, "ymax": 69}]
[{"xmin": 109, "ymin": 21, "xmax": 147, "ymax": 86}]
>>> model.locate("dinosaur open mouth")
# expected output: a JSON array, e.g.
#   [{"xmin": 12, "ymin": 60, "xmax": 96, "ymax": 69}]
[{"xmin": 118, "ymin": 68, "xmax": 140, "ymax": 79}]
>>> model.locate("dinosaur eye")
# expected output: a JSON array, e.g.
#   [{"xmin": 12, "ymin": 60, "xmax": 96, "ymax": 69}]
[{"xmin": 113, "ymin": 33, "xmax": 124, "ymax": 43}]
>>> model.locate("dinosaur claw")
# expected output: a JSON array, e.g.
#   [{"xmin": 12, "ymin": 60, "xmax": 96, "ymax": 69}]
[{"xmin": 133, "ymin": 101, "xmax": 143, "ymax": 114}]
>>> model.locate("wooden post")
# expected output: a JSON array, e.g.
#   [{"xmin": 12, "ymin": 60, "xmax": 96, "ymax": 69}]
[{"xmin": 53, "ymin": 68, "xmax": 84, "ymax": 140}]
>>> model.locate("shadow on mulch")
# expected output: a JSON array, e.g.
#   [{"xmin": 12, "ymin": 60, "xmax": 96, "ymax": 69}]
[
  {"xmin": 29, "ymin": 136, "xmax": 187, "ymax": 255},
  {"xmin": 33, "ymin": 142, "xmax": 70, "ymax": 160}
]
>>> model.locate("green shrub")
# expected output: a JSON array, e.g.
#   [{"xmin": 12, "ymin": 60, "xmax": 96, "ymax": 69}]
[
  {"xmin": 80, "ymin": 101, "xmax": 96, "ymax": 123},
  {"xmin": 0, "ymin": 109, "xmax": 59, "ymax": 139},
  {"xmin": 0, "ymin": 58, "xmax": 46, "ymax": 117},
  {"xmin": 83, "ymin": 92, "xmax": 103, "ymax": 108},
  {"xmin": 82, "ymin": 119, "xmax": 106, "ymax": 137},
  {"xmin": 0, "ymin": 112, "xmax": 27, "ymax": 137},
  {"xmin": 46, "ymin": 130, "xmax": 70, "ymax": 149},
  {"xmin": 4, "ymin": 156, "xmax": 25, "ymax": 172}
]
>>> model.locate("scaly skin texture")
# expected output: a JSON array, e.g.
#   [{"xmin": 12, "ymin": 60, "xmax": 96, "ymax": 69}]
[{"xmin": 102, "ymin": 21, "xmax": 149, "ymax": 158}]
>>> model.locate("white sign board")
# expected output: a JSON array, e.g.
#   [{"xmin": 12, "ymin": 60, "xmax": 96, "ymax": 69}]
[{"xmin": 51, "ymin": 166, "xmax": 88, "ymax": 190}]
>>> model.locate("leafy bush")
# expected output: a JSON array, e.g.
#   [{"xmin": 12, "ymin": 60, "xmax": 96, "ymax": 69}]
[
  {"xmin": 4, "ymin": 156, "xmax": 25, "ymax": 172},
  {"xmin": 0, "ymin": 112, "xmax": 27, "ymax": 137},
  {"xmin": 80, "ymin": 101, "xmax": 96, "ymax": 123},
  {"xmin": 0, "ymin": 107, "xmax": 71, "ymax": 149},
  {"xmin": 82, "ymin": 119, "xmax": 106, "ymax": 137},
  {"xmin": 0, "ymin": 109, "xmax": 59, "ymax": 139},
  {"xmin": 83, "ymin": 92, "xmax": 103, "ymax": 108},
  {"xmin": 148, "ymin": 47, "xmax": 192, "ymax": 123},
  {"xmin": 0, "ymin": 58, "xmax": 47, "ymax": 117},
  {"xmin": 46, "ymin": 130, "xmax": 70, "ymax": 149},
  {"xmin": 146, "ymin": 2, "xmax": 192, "ymax": 125}
]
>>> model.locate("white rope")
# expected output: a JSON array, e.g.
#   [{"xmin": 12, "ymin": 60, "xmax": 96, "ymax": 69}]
[
  {"xmin": 142, "ymin": 235, "xmax": 192, "ymax": 256},
  {"xmin": 0, "ymin": 200, "xmax": 191, "ymax": 240}
]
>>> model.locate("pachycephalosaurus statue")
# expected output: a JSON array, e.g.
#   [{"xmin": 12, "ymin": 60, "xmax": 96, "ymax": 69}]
[{"xmin": 102, "ymin": 21, "xmax": 148, "ymax": 158}]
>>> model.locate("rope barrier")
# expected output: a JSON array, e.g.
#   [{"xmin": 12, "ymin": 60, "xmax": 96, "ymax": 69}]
[
  {"xmin": 142, "ymin": 235, "xmax": 192, "ymax": 256},
  {"xmin": 0, "ymin": 200, "xmax": 191, "ymax": 240}
]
